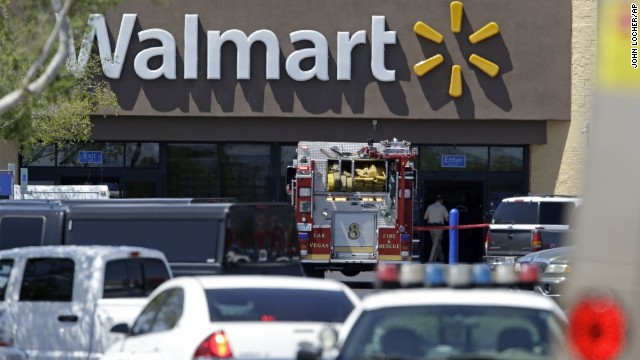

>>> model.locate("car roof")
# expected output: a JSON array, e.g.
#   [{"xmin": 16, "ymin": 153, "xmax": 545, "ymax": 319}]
[
  {"xmin": 0, "ymin": 245, "xmax": 166, "ymax": 259},
  {"xmin": 65, "ymin": 203, "xmax": 230, "ymax": 219},
  {"xmin": 192, "ymin": 275, "xmax": 352, "ymax": 291},
  {"xmin": 502, "ymin": 195, "xmax": 582, "ymax": 203},
  {"xmin": 359, "ymin": 288, "xmax": 565, "ymax": 313}
]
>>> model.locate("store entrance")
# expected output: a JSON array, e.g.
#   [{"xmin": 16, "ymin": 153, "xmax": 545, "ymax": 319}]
[{"xmin": 421, "ymin": 181, "xmax": 485, "ymax": 263}]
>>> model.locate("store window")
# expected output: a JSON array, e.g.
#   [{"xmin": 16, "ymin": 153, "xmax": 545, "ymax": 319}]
[
  {"xmin": 126, "ymin": 143, "xmax": 160, "ymax": 168},
  {"xmin": 487, "ymin": 183, "xmax": 524, "ymax": 220},
  {"xmin": 167, "ymin": 144, "xmax": 220, "ymax": 198},
  {"xmin": 21, "ymin": 144, "xmax": 56, "ymax": 167},
  {"xmin": 57, "ymin": 143, "xmax": 124, "ymax": 167},
  {"xmin": 220, "ymin": 144, "xmax": 270, "ymax": 202},
  {"xmin": 278, "ymin": 145, "xmax": 297, "ymax": 201},
  {"xmin": 280, "ymin": 145, "xmax": 297, "ymax": 176},
  {"xmin": 419, "ymin": 146, "xmax": 488, "ymax": 172},
  {"xmin": 490, "ymin": 147, "xmax": 524, "ymax": 172}
]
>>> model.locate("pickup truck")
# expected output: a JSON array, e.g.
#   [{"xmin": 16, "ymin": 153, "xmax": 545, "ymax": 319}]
[
  {"xmin": 484, "ymin": 195, "xmax": 581, "ymax": 266},
  {"xmin": 0, "ymin": 245, "xmax": 172, "ymax": 360}
]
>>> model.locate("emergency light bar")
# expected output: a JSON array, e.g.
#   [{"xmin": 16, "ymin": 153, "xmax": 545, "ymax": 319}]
[{"xmin": 375, "ymin": 263, "xmax": 539, "ymax": 289}]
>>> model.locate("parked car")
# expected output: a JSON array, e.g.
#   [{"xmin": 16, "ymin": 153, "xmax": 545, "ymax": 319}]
[
  {"xmin": 299, "ymin": 263, "xmax": 568, "ymax": 360},
  {"xmin": 0, "ymin": 245, "xmax": 172, "ymax": 360},
  {"xmin": 516, "ymin": 246, "xmax": 573, "ymax": 302},
  {"xmin": 485, "ymin": 195, "xmax": 581, "ymax": 266},
  {"xmin": 102, "ymin": 275, "xmax": 360, "ymax": 360}
]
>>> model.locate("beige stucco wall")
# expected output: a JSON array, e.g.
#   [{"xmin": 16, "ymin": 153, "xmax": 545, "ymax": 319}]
[
  {"xmin": 529, "ymin": 0, "xmax": 596, "ymax": 196},
  {"xmin": 0, "ymin": 140, "xmax": 19, "ymax": 178}
]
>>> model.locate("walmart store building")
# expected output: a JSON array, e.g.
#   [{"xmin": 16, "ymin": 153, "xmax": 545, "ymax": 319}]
[{"xmin": 1, "ymin": 0, "xmax": 593, "ymax": 215}]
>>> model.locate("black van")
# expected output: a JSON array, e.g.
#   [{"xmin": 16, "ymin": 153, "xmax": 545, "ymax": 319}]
[
  {"xmin": 0, "ymin": 201, "xmax": 302, "ymax": 276},
  {"xmin": 0, "ymin": 202, "xmax": 68, "ymax": 248}
]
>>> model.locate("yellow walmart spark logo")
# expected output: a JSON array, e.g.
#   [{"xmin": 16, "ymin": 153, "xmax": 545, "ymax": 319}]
[{"xmin": 414, "ymin": 1, "xmax": 500, "ymax": 98}]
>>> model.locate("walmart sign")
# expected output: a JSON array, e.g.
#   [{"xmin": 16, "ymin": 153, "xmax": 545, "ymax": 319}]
[{"xmin": 67, "ymin": 15, "xmax": 397, "ymax": 81}]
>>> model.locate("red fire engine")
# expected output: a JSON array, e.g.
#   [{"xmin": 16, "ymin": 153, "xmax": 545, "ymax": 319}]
[{"xmin": 286, "ymin": 138, "xmax": 418, "ymax": 277}]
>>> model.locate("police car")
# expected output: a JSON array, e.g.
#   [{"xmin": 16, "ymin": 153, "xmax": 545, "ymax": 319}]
[{"xmin": 298, "ymin": 263, "xmax": 568, "ymax": 360}]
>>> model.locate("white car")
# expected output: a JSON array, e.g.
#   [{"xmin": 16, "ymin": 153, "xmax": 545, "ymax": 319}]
[
  {"xmin": 300, "ymin": 263, "xmax": 569, "ymax": 360},
  {"xmin": 102, "ymin": 275, "xmax": 360, "ymax": 360}
]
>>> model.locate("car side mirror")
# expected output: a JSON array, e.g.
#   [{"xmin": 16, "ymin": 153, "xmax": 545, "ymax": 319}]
[{"xmin": 110, "ymin": 323, "xmax": 130, "ymax": 334}]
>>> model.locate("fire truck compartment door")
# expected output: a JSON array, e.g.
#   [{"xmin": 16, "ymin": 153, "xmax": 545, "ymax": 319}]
[{"xmin": 332, "ymin": 212, "xmax": 376, "ymax": 251}]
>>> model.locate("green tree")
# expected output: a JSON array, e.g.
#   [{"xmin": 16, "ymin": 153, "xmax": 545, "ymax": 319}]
[{"xmin": 0, "ymin": 0, "xmax": 120, "ymax": 159}]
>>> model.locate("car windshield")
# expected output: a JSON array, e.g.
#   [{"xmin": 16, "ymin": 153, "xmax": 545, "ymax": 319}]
[
  {"xmin": 205, "ymin": 288, "xmax": 354, "ymax": 322},
  {"xmin": 492, "ymin": 201, "xmax": 576, "ymax": 225},
  {"xmin": 225, "ymin": 204, "xmax": 299, "ymax": 263},
  {"xmin": 492, "ymin": 202, "xmax": 538, "ymax": 224},
  {"xmin": 340, "ymin": 305, "xmax": 565, "ymax": 360}
]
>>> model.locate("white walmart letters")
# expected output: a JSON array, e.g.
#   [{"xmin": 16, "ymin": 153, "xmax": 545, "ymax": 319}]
[{"xmin": 67, "ymin": 14, "xmax": 397, "ymax": 81}]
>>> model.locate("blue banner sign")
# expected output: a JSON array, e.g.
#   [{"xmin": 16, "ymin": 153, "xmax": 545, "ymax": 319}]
[
  {"xmin": 0, "ymin": 171, "xmax": 13, "ymax": 197},
  {"xmin": 78, "ymin": 151, "xmax": 103, "ymax": 164},
  {"xmin": 441, "ymin": 155, "xmax": 466, "ymax": 168}
]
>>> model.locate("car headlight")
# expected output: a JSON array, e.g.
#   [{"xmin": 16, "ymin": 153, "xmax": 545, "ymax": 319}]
[
  {"xmin": 544, "ymin": 264, "xmax": 572, "ymax": 274},
  {"xmin": 514, "ymin": 262, "xmax": 522, "ymax": 272}
]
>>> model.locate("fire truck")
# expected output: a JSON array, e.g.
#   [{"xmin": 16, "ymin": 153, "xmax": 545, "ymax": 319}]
[{"xmin": 286, "ymin": 138, "xmax": 418, "ymax": 277}]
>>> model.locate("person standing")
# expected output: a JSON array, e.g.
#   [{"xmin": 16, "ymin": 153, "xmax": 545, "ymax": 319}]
[{"xmin": 424, "ymin": 194, "xmax": 449, "ymax": 262}]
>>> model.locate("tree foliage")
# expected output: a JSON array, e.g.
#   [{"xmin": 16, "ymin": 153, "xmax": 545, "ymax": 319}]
[{"xmin": 0, "ymin": 0, "xmax": 121, "ymax": 158}]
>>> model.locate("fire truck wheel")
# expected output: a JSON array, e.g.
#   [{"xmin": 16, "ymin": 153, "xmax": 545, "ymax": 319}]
[{"xmin": 341, "ymin": 270, "xmax": 360, "ymax": 277}]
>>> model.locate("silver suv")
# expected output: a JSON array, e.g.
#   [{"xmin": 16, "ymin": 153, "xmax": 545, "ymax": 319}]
[{"xmin": 484, "ymin": 195, "xmax": 582, "ymax": 266}]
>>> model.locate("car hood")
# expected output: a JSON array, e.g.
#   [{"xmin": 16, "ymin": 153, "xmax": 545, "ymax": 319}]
[
  {"xmin": 206, "ymin": 322, "xmax": 338, "ymax": 359},
  {"xmin": 518, "ymin": 246, "xmax": 573, "ymax": 265}
]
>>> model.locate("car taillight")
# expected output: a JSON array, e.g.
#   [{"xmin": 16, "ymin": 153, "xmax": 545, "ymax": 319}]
[
  {"xmin": 531, "ymin": 228, "xmax": 542, "ymax": 251},
  {"xmin": 194, "ymin": 330, "xmax": 232, "ymax": 359}
]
